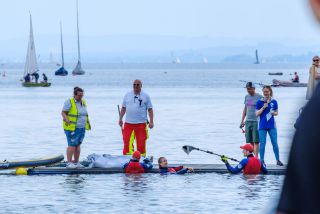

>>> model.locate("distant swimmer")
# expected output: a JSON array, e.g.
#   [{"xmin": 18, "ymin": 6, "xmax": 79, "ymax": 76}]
[
  {"xmin": 158, "ymin": 157, "xmax": 193, "ymax": 174},
  {"xmin": 2, "ymin": 71, "xmax": 5, "ymax": 77},
  {"xmin": 221, "ymin": 143, "xmax": 267, "ymax": 175},
  {"xmin": 119, "ymin": 79, "xmax": 154, "ymax": 156},
  {"xmin": 123, "ymin": 151, "xmax": 153, "ymax": 173},
  {"xmin": 292, "ymin": 72, "xmax": 299, "ymax": 83}
]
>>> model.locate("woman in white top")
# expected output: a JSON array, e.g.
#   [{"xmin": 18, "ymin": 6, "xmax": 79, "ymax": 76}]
[{"xmin": 306, "ymin": 56, "xmax": 320, "ymax": 100}]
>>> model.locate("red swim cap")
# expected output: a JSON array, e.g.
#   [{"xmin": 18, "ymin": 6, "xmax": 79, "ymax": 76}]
[
  {"xmin": 132, "ymin": 151, "xmax": 141, "ymax": 160},
  {"xmin": 240, "ymin": 143, "xmax": 254, "ymax": 152}
]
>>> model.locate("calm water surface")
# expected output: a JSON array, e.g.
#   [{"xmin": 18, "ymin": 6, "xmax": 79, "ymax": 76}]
[{"xmin": 0, "ymin": 64, "xmax": 308, "ymax": 213}]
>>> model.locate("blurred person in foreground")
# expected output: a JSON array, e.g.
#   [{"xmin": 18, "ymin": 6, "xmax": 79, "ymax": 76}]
[
  {"xmin": 306, "ymin": 56, "xmax": 320, "ymax": 100},
  {"xmin": 276, "ymin": 0, "xmax": 320, "ymax": 213}
]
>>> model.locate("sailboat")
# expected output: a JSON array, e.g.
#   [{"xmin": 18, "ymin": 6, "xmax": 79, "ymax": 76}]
[
  {"xmin": 72, "ymin": 0, "xmax": 85, "ymax": 75},
  {"xmin": 22, "ymin": 14, "xmax": 51, "ymax": 87},
  {"xmin": 171, "ymin": 51, "xmax": 181, "ymax": 64},
  {"xmin": 254, "ymin": 49, "xmax": 260, "ymax": 64},
  {"xmin": 55, "ymin": 22, "xmax": 68, "ymax": 76},
  {"xmin": 203, "ymin": 57, "xmax": 208, "ymax": 64}
]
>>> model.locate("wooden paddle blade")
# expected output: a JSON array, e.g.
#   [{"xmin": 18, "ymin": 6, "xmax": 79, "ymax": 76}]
[{"xmin": 182, "ymin": 145, "xmax": 194, "ymax": 155}]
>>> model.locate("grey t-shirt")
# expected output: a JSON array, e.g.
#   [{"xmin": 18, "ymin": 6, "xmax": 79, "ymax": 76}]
[
  {"xmin": 62, "ymin": 98, "xmax": 88, "ymax": 128},
  {"xmin": 244, "ymin": 93, "xmax": 263, "ymax": 121},
  {"xmin": 122, "ymin": 91, "xmax": 153, "ymax": 124}
]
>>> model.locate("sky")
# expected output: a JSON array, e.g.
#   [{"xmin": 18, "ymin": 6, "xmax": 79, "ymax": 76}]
[
  {"xmin": 0, "ymin": 0, "xmax": 318, "ymax": 39},
  {"xmin": 0, "ymin": 0, "xmax": 320, "ymax": 61}
]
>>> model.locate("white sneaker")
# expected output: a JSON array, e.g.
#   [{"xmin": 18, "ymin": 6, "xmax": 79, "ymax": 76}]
[
  {"xmin": 66, "ymin": 162, "xmax": 77, "ymax": 169},
  {"xmin": 75, "ymin": 162, "xmax": 85, "ymax": 168}
]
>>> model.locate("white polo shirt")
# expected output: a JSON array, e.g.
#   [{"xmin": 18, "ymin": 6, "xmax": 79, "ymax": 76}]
[{"xmin": 122, "ymin": 91, "xmax": 153, "ymax": 124}]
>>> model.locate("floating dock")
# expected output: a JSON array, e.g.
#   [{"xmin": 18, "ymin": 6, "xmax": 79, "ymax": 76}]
[{"xmin": 27, "ymin": 164, "xmax": 286, "ymax": 175}]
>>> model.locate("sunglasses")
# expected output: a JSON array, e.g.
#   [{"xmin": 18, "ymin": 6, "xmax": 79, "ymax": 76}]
[
  {"xmin": 133, "ymin": 84, "xmax": 141, "ymax": 86},
  {"xmin": 314, "ymin": 59, "xmax": 319, "ymax": 62}
]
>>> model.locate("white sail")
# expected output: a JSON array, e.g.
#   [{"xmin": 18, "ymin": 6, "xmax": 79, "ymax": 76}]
[
  {"xmin": 173, "ymin": 58, "xmax": 181, "ymax": 64},
  {"xmin": 72, "ymin": 0, "xmax": 85, "ymax": 75},
  {"xmin": 203, "ymin": 57, "xmax": 208, "ymax": 64},
  {"xmin": 24, "ymin": 14, "xmax": 39, "ymax": 77}
]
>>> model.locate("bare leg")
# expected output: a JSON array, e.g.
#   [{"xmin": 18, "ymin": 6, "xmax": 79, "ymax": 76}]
[
  {"xmin": 67, "ymin": 146, "xmax": 76, "ymax": 162},
  {"xmin": 74, "ymin": 145, "xmax": 81, "ymax": 163},
  {"xmin": 254, "ymin": 143, "xmax": 259, "ymax": 158}
]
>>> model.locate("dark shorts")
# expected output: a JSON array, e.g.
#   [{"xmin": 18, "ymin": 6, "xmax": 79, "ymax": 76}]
[
  {"xmin": 245, "ymin": 121, "xmax": 259, "ymax": 143},
  {"xmin": 64, "ymin": 128, "xmax": 86, "ymax": 147}
]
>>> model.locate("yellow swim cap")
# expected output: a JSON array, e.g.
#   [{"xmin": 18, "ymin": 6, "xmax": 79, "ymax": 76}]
[{"xmin": 15, "ymin": 167, "xmax": 28, "ymax": 175}]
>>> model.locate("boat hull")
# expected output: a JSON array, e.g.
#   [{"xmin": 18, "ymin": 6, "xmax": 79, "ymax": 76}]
[
  {"xmin": 55, "ymin": 67, "xmax": 68, "ymax": 76},
  {"xmin": 22, "ymin": 82, "xmax": 51, "ymax": 87},
  {"xmin": 268, "ymin": 72, "xmax": 283, "ymax": 75},
  {"xmin": 272, "ymin": 79, "xmax": 307, "ymax": 87},
  {"xmin": 0, "ymin": 154, "xmax": 64, "ymax": 170}
]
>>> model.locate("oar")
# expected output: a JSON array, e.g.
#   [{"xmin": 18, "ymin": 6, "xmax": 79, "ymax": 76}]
[
  {"xmin": 182, "ymin": 145, "xmax": 239, "ymax": 162},
  {"xmin": 117, "ymin": 105, "xmax": 123, "ymax": 132}
]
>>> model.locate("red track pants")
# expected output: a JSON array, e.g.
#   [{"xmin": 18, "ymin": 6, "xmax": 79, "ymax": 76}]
[{"xmin": 122, "ymin": 123, "xmax": 148, "ymax": 156}]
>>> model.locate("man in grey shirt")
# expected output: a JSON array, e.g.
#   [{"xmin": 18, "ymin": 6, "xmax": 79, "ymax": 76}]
[
  {"xmin": 240, "ymin": 82, "xmax": 263, "ymax": 157},
  {"xmin": 119, "ymin": 79, "xmax": 154, "ymax": 156}
]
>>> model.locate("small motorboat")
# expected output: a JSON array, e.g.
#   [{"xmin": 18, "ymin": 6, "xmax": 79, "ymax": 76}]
[
  {"xmin": 268, "ymin": 72, "xmax": 283, "ymax": 75},
  {"xmin": 272, "ymin": 79, "xmax": 307, "ymax": 87}
]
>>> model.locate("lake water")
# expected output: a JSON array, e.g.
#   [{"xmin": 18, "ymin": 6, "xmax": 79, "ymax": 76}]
[{"xmin": 0, "ymin": 63, "xmax": 309, "ymax": 213}]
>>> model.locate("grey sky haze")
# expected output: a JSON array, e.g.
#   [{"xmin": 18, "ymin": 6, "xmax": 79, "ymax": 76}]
[
  {"xmin": 1, "ymin": 0, "xmax": 320, "ymax": 63},
  {"xmin": 0, "ymin": 0, "xmax": 319, "ymax": 40}
]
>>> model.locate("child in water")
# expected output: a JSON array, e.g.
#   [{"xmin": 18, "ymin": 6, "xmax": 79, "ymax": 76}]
[{"xmin": 158, "ymin": 157, "xmax": 193, "ymax": 174}]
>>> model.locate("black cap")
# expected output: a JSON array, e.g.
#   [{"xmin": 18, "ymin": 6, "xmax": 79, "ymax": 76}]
[{"xmin": 246, "ymin": 82, "xmax": 255, "ymax": 88}]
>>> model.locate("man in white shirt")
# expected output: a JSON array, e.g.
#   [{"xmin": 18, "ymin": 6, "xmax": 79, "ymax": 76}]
[{"xmin": 119, "ymin": 79, "xmax": 154, "ymax": 156}]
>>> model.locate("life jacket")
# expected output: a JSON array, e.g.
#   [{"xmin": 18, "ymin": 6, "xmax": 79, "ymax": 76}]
[
  {"xmin": 159, "ymin": 166, "xmax": 183, "ymax": 174},
  {"xmin": 124, "ymin": 160, "xmax": 145, "ymax": 173},
  {"xmin": 243, "ymin": 156, "xmax": 261, "ymax": 175},
  {"xmin": 63, "ymin": 98, "xmax": 91, "ymax": 131},
  {"xmin": 167, "ymin": 168, "xmax": 177, "ymax": 173}
]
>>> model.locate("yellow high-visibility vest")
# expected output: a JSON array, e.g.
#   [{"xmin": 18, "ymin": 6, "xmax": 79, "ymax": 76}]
[{"xmin": 63, "ymin": 98, "xmax": 91, "ymax": 131}]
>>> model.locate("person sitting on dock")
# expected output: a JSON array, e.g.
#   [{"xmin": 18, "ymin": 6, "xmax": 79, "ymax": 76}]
[
  {"xmin": 42, "ymin": 73, "xmax": 48, "ymax": 83},
  {"xmin": 292, "ymin": 72, "xmax": 299, "ymax": 83},
  {"xmin": 123, "ymin": 151, "xmax": 153, "ymax": 173},
  {"xmin": 158, "ymin": 157, "xmax": 193, "ymax": 174},
  {"xmin": 24, "ymin": 73, "xmax": 31, "ymax": 82},
  {"xmin": 221, "ymin": 143, "xmax": 268, "ymax": 175}
]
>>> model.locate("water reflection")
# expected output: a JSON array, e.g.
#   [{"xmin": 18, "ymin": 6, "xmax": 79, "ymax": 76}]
[
  {"xmin": 62, "ymin": 175, "xmax": 86, "ymax": 193},
  {"xmin": 121, "ymin": 174, "xmax": 149, "ymax": 196},
  {"xmin": 238, "ymin": 175, "xmax": 283, "ymax": 200}
]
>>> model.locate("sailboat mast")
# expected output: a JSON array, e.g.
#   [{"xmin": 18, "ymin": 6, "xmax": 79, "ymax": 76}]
[
  {"xmin": 255, "ymin": 49, "xmax": 260, "ymax": 64},
  {"xmin": 60, "ymin": 22, "xmax": 65, "ymax": 67},
  {"xmin": 76, "ymin": 0, "xmax": 81, "ymax": 62}
]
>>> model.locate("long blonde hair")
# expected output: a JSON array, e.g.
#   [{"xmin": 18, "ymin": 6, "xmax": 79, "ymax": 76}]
[{"xmin": 262, "ymin": 85, "xmax": 273, "ymax": 97}]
